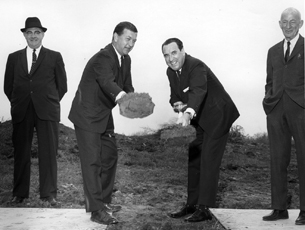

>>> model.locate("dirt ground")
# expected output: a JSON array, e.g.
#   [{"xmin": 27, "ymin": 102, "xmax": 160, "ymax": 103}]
[{"xmin": 0, "ymin": 121, "xmax": 300, "ymax": 230}]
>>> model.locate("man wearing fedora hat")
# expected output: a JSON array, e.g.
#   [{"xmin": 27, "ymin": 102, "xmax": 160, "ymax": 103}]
[{"xmin": 4, "ymin": 17, "xmax": 67, "ymax": 206}]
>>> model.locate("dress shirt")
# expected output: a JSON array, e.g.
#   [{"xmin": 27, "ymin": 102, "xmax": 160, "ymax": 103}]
[
  {"xmin": 26, "ymin": 46, "xmax": 41, "ymax": 73},
  {"xmin": 284, "ymin": 33, "xmax": 299, "ymax": 56}
]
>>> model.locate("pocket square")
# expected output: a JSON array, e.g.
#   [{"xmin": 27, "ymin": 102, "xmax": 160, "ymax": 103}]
[{"xmin": 183, "ymin": 87, "xmax": 189, "ymax": 93}]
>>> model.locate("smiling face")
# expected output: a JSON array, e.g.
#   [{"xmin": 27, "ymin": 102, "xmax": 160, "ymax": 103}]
[
  {"xmin": 113, "ymin": 28, "xmax": 137, "ymax": 56},
  {"xmin": 23, "ymin": 27, "xmax": 44, "ymax": 49},
  {"xmin": 162, "ymin": 42, "xmax": 185, "ymax": 71},
  {"xmin": 279, "ymin": 9, "xmax": 303, "ymax": 41}
]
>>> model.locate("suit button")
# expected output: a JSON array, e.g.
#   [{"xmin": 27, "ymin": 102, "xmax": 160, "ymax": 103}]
[{"xmin": 30, "ymin": 91, "xmax": 33, "ymax": 94}]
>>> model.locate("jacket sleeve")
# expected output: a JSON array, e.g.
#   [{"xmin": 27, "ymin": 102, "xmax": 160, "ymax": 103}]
[
  {"xmin": 264, "ymin": 49, "xmax": 273, "ymax": 99},
  {"xmin": 4, "ymin": 54, "xmax": 15, "ymax": 102},
  {"xmin": 55, "ymin": 52, "xmax": 67, "ymax": 101},
  {"xmin": 94, "ymin": 53, "xmax": 122, "ymax": 101},
  {"xmin": 122, "ymin": 55, "xmax": 134, "ymax": 93}
]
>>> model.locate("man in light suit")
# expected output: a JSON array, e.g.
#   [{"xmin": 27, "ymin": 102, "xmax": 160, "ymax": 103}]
[
  {"xmin": 162, "ymin": 38, "xmax": 239, "ymax": 222},
  {"xmin": 262, "ymin": 8, "xmax": 305, "ymax": 225},
  {"xmin": 4, "ymin": 17, "xmax": 67, "ymax": 206},
  {"xmin": 69, "ymin": 21, "xmax": 137, "ymax": 225}
]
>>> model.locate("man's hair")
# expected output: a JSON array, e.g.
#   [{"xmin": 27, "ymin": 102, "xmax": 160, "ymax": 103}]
[
  {"xmin": 113, "ymin": 21, "xmax": 138, "ymax": 36},
  {"xmin": 162, "ymin": 38, "xmax": 184, "ymax": 52}
]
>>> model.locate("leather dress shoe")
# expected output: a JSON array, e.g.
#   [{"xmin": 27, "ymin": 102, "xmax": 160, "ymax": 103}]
[
  {"xmin": 91, "ymin": 209, "xmax": 118, "ymax": 225},
  {"xmin": 105, "ymin": 203, "xmax": 122, "ymax": 213},
  {"xmin": 10, "ymin": 196, "xmax": 24, "ymax": 204},
  {"xmin": 295, "ymin": 210, "xmax": 305, "ymax": 225},
  {"xmin": 168, "ymin": 204, "xmax": 196, "ymax": 218},
  {"xmin": 41, "ymin": 197, "xmax": 60, "ymax": 207},
  {"xmin": 184, "ymin": 206, "xmax": 213, "ymax": 222},
  {"xmin": 262, "ymin": 210, "xmax": 288, "ymax": 221}
]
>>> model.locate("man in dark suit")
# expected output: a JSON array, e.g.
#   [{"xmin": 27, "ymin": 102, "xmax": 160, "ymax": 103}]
[
  {"xmin": 4, "ymin": 17, "xmax": 67, "ymax": 206},
  {"xmin": 162, "ymin": 38, "xmax": 239, "ymax": 222},
  {"xmin": 262, "ymin": 8, "xmax": 305, "ymax": 225},
  {"xmin": 68, "ymin": 21, "xmax": 137, "ymax": 225}
]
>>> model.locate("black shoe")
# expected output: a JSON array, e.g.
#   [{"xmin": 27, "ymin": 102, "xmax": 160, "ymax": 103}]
[
  {"xmin": 295, "ymin": 210, "xmax": 305, "ymax": 225},
  {"xmin": 105, "ymin": 203, "xmax": 122, "ymax": 213},
  {"xmin": 41, "ymin": 197, "xmax": 61, "ymax": 207},
  {"xmin": 184, "ymin": 206, "xmax": 213, "ymax": 222},
  {"xmin": 91, "ymin": 209, "xmax": 118, "ymax": 225},
  {"xmin": 168, "ymin": 204, "xmax": 196, "ymax": 218},
  {"xmin": 10, "ymin": 196, "xmax": 24, "ymax": 204},
  {"xmin": 262, "ymin": 210, "xmax": 288, "ymax": 221}
]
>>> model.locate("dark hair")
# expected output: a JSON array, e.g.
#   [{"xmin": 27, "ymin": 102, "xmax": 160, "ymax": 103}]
[
  {"xmin": 162, "ymin": 38, "xmax": 183, "ymax": 51},
  {"xmin": 113, "ymin": 21, "xmax": 138, "ymax": 36}
]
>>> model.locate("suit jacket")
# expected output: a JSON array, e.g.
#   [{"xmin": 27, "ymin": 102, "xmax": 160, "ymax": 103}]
[
  {"xmin": 263, "ymin": 35, "xmax": 304, "ymax": 114},
  {"xmin": 68, "ymin": 44, "xmax": 134, "ymax": 133},
  {"xmin": 167, "ymin": 54, "xmax": 239, "ymax": 139},
  {"xmin": 4, "ymin": 46, "xmax": 67, "ymax": 124}
]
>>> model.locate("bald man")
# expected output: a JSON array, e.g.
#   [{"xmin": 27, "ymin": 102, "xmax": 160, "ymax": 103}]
[{"xmin": 262, "ymin": 8, "xmax": 304, "ymax": 225}]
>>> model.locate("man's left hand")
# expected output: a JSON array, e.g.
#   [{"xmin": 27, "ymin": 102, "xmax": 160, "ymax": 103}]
[{"xmin": 177, "ymin": 112, "xmax": 191, "ymax": 127}]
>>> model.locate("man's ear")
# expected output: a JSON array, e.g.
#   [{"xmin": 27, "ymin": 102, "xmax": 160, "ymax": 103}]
[
  {"xmin": 299, "ymin": 20, "xmax": 304, "ymax": 29},
  {"xmin": 113, "ymin": 32, "xmax": 118, "ymax": 42},
  {"xmin": 278, "ymin": 21, "xmax": 282, "ymax": 29}
]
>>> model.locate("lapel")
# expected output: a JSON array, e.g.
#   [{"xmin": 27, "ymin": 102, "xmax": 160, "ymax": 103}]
[
  {"xmin": 180, "ymin": 54, "xmax": 190, "ymax": 90},
  {"xmin": 19, "ymin": 48, "xmax": 28, "ymax": 74},
  {"xmin": 288, "ymin": 35, "xmax": 304, "ymax": 61},
  {"xmin": 30, "ymin": 46, "xmax": 46, "ymax": 76},
  {"xmin": 278, "ymin": 39, "xmax": 285, "ymax": 64},
  {"xmin": 106, "ymin": 44, "xmax": 121, "ymax": 83}
]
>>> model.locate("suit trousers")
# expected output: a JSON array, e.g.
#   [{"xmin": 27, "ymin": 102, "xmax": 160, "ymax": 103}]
[
  {"xmin": 12, "ymin": 100, "xmax": 58, "ymax": 199},
  {"xmin": 267, "ymin": 92, "xmax": 305, "ymax": 210},
  {"xmin": 187, "ymin": 124, "xmax": 228, "ymax": 207},
  {"xmin": 74, "ymin": 115, "xmax": 118, "ymax": 212}
]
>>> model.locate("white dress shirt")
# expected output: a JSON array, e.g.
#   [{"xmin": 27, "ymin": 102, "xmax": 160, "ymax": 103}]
[
  {"xmin": 26, "ymin": 46, "xmax": 41, "ymax": 73},
  {"xmin": 284, "ymin": 33, "xmax": 299, "ymax": 56}
]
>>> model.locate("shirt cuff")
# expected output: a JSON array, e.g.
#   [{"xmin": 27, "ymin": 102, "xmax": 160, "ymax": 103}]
[
  {"xmin": 185, "ymin": 108, "xmax": 195, "ymax": 119},
  {"xmin": 115, "ymin": 91, "xmax": 126, "ymax": 102}
]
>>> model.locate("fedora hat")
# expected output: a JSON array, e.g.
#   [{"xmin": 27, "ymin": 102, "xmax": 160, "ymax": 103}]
[{"xmin": 20, "ymin": 17, "xmax": 47, "ymax": 32}]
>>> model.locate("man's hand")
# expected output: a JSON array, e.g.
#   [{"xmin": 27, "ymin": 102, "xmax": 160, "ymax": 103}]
[
  {"xmin": 177, "ymin": 112, "xmax": 191, "ymax": 127},
  {"xmin": 173, "ymin": 101, "xmax": 186, "ymax": 113}
]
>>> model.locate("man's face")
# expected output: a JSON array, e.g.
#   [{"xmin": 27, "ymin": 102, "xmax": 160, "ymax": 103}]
[
  {"xmin": 279, "ymin": 11, "xmax": 303, "ymax": 41},
  {"xmin": 23, "ymin": 27, "xmax": 44, "ymax": 49},
  {"xmin": 162, "ymin": 42, "xmax": 185, "ymax": 71},
  {"xmin": 113, "ymin": 29, "xmax": 137, "ymax": 56}
]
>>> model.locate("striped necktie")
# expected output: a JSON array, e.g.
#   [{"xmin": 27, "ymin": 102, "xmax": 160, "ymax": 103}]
[{"xmin": 30, "ymin": 49, "xmax": 37, "ymax": 74}]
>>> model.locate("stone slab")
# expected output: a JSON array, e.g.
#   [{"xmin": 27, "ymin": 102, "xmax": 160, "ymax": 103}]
[
  {"xmin": 0, "ymin": 208, "xmax": 107, "ymax": 230},
  {"xmin": 211, "ymin": 209, "xmax": 302, "ymax": 230},
  {"xmin": 1, "ymin": 207, "xmax": 302, "ymax": 230}
]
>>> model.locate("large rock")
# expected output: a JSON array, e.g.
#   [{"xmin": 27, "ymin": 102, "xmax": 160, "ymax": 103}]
[{"xmin": 118, "ymin": 92, "xmax": 155, "ymax": 119}]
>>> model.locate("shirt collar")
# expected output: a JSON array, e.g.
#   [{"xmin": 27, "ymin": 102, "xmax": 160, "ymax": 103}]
[
  {"xmin": 285, "ymin": 33, "xmax": 299, "ymax": 47},
  {"xmin": 27, "ymin": 45, "xmax": 42, "ymax": 56},
  {"xmin": 112, "ymin": 45, "xmax": 122, "ymax": 66}
]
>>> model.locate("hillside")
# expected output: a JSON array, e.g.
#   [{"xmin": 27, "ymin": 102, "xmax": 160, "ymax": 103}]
[{"xmin": 0, "ymin": 121, "xmax": 300, "ymax": 230}]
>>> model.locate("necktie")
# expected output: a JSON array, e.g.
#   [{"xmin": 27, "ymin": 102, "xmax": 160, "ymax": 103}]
[
  {"xmin": 176, "ymin": 70, "xmax": 181, "ymax": 81},
  {"xmin": 284, "ymin": 41, "xmax": 290, "ymax": 62},
  {"xmin": 30, "ymin": 49, "xmax": 37, "ymax": 74}
]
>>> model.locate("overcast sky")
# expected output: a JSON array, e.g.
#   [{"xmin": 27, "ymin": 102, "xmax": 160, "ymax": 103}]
[{"xmin": 0, "ymin": 0, "xmax": 304, "ymax": 136}]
